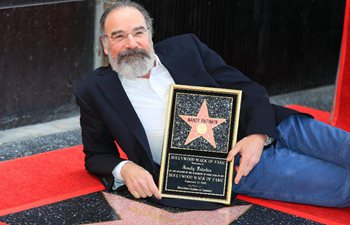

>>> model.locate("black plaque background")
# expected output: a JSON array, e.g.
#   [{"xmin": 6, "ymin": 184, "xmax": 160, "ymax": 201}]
[
  {"xmin": 165, "ymin": 153, "xmax": 229, "ymax": 197},
  {"xmin": 159, "ymin": 86, "xmax": 241, "ymax": 204}
]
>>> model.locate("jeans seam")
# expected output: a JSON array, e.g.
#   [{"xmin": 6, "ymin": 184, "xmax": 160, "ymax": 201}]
[
  {"xmin": 341, "ymin": 169, "xmax": 350, "ymax": 202},
  {"xmin": 338, "ymin": 134, "xmax": 350, "ymax": 162}
]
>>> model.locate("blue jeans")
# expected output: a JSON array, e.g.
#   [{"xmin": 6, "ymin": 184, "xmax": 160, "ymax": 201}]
[{"xmin": 234, "ymin": 115, "xmax": 350, "ymax": 207}]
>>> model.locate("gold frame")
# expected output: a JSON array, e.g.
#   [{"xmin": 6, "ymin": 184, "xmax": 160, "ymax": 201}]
[{"xmin": 158, "ymin": 84, "xmax": 242, "ymax": 205}]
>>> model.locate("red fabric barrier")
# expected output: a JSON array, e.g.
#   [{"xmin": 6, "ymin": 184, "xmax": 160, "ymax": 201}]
[{"xmin": 331, "ymin": 0, "xmax": 350, "ymax": 132}]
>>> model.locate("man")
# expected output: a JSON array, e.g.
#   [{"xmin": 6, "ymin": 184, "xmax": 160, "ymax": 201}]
[{"xmin": 75, "ymin": 0, "xmax": 350, "ymax": 209}]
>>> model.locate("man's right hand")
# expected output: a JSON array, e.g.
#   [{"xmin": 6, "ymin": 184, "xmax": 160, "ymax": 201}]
[{"xmin": 120, "ymin": 161, "xmax": 162, "ymax": 199}]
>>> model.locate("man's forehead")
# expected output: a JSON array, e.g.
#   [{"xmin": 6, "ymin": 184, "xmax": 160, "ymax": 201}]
[{"xmin": 104, "ymin": 7, "xmax": 146, "ymax": 32}]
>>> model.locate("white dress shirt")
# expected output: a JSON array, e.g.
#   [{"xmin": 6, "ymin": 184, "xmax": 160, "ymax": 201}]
[{"xmin": 112, "ymin": 55, "xmax": 175, "ymax": 189}]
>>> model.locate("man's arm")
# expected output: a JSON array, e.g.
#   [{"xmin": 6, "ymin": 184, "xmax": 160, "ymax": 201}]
[
  {"xmin": 76, "ymin": 89, "xmax": 122, "ymax": 178},
  {"xmin": 76, "ymin": 85, "xmax": 161, "ymax": 199}
]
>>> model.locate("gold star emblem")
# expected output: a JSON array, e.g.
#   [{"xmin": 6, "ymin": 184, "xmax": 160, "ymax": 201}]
[{"xmin": 179, "ymin": 100, "xmax": 226, "ymax": 148}]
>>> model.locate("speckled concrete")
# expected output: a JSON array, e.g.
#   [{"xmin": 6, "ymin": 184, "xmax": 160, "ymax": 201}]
[
  {"xmin": 234, "ymin": 205, "xmax": 322, "ymax": 225},
  {"xmin": 0, "ymin": 85, "xmax": 334, "ymax": 224},
  {"xmin": 0, "ymin": 192, "xmax": 117, "ymax": 225},
  {"xmin": 0, "ymin": 129, "xmax": 81, "ymax": 161},
  {"xmin": 270, "ymin": 85, "xmax": 334, "ymax": 111}
]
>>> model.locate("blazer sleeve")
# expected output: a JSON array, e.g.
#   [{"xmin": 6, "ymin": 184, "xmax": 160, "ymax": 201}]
[
  {"xmin": 75, "ymin": 84, "xmax": 122, "ymax": 178},
  {"xmin": 189, "ymin": 34, "xmax": 278, "ymax": 138}
]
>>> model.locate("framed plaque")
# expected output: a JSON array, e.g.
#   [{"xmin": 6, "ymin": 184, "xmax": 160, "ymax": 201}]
[{"xmin": 158, "ymin": 84, "xmax": 242, "ymax": 205}]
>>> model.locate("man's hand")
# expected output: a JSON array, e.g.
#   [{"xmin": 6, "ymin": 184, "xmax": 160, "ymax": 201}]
[
  {"xmin": 226, "ymin": 134, "xmax": 266, "ymax": 184},
  {"xmin": 120, "ymin": 161, "xmax": 162, "ymax": 199}
]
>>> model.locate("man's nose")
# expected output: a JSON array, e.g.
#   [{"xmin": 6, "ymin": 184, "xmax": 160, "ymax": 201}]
[{"xmin": 124, "ymin": 34, "xmax": 138, "ymax": 48}]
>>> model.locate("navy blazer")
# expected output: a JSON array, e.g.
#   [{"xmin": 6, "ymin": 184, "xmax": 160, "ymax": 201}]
[{"xmin": 75, "ymin": 34, "xmax": 299, "ymax": 207}]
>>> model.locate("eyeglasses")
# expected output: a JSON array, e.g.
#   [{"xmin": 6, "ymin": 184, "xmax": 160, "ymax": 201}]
[{"xmin": 102, "ymin": 27, "xmax": 149, "ymax": 42}]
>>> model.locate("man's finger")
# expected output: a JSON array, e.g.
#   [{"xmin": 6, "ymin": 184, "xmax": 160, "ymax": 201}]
[
  {"xmin": 148, "ymin": 180, "xmax": 162, "ymax": 199},
  {"xmin": 234, "ymin": 167, "xmax": 243, "ymax": 184},
  {"xmin": 133, "ymin": 186, "xmax": 148, "ymax": 198},
  {"xmin": 234, "ymin": 157, "xmax": 248, "ymax": 184},
  {"xmin": 143, "ymin": 187, "xmax": 153, "ymax": 198},
  {"xmin": 227, "ymin": 144, "xmax": 240, "ymax": 161},
  {"xmin": 130, "ymin": 190, "xmax": 141, "ymax": 199}
]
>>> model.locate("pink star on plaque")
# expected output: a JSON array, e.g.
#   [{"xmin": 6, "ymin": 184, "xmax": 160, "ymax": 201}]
[
  {"xmin": 179, "ymin": 100, "xmax": 226, "ymax": 148},
  {"xmin": 85, "ymin": 192, "xmax": 251, "ymax": 225}
]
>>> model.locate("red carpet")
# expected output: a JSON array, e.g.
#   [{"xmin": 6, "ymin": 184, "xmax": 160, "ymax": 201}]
[{"xmin": 0, "ymin": 146, "xmax": 104, "ymax": 216}]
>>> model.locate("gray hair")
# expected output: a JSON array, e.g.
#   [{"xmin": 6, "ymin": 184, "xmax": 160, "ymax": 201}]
[{"xmin": 99, "ymin": 0, "xmax": 153, "ymax": 37}]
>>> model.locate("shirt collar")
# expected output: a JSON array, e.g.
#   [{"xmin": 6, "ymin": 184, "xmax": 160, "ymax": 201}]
[{"xmin": 153, "ymin": 54, "xmax": 162, "ymax": 68}]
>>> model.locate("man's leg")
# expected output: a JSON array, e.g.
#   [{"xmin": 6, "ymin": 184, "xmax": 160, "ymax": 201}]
[
  {"xmin": 277, "ymin": 115, "xmax": 350, "ymax": 169},
  {"xmin": 234, "ymin": 115, "xmax": 350, "ymax": 207}
]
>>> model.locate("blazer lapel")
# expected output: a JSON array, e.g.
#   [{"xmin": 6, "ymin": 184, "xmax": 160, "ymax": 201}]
[
  {"xmin": 156, "ymin": 49, "xmax": 219, "ymax": 88},
  {"xmin": 96, "ymin": 68, "xmax": 153, "ymax": 162},
  {"xmin": 157, "ymin": 51, "xmax": 197, "ymax": 86}
]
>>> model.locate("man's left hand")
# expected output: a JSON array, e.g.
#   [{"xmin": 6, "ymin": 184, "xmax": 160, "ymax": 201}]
[{"xmin": 226, "ymin": 134, "xmax": 266, "ymax": 184}]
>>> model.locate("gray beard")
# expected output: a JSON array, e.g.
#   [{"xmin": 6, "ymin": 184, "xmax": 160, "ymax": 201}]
[{"xmin": 109, "ymin": 48, "xmax": 155, "ymax": 80}]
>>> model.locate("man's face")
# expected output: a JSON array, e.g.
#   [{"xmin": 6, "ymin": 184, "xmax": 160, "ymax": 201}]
[{"xmin": 101, "ymin": 7, "xmax": 155, "ymax": 79}]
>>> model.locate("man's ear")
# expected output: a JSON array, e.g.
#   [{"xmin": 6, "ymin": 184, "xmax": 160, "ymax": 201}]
[{"xmin": 100, "ymin": 37, "xmax": 109, "ymax": 56}]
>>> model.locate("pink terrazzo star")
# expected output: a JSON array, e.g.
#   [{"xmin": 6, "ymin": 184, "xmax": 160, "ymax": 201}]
[
  {"xmin": 179, "ymin": 100, "xmax": 226, "ymax": 148},
  {"xmin": 85, "ymin": 192, "xmax": 251, "ymax": 225}
]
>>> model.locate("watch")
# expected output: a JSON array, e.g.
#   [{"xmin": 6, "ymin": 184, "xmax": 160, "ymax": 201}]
[{"xmin": 264, "ymin": 135, "xmax": 274, "ymax": 146}]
